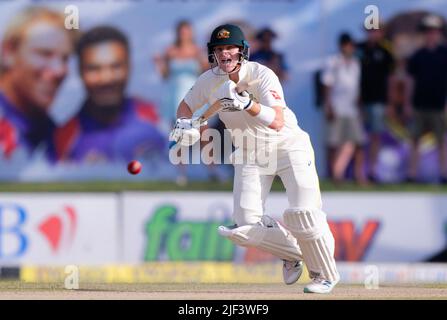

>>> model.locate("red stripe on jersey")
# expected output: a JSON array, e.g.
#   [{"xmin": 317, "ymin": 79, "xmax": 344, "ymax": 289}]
[
  {"xmin": 0, "ymin": 119, "xmax": 17, "ymax": 159},
  {"xmin": 54, "ymin": 118, "xmax": 80, "ymax": 160},
  {"xmin": 134, "ymin": 98, "xmax": 159, "ymax": 124},
  {"xmin": 269, "ymin": 90, "xmax": 282, "ymax": 100}
]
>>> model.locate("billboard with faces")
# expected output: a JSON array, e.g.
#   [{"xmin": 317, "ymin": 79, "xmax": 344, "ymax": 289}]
[{"xmin": 1, "ymin": 0, "xmax": 447, "ymax": 182}]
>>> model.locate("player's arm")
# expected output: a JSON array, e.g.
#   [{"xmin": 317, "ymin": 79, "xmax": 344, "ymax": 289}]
[
  {"xmin": 169, "ymin": 100, "xmax": 203, "ymax": 148},
  {"xmin": 245, "ymin": 102, "xmax": 284, "ymax": 131},
  {"xmin": 169, "ymin": 81, "xmax": 209, "ymax": 148},
  {"xmin": 177, "ymin": 99, "xmax": 208, "ymax": 134},
  {"xmin": 246, "ymin": 68, "xmax": 287, "ymax": 131},
  {"xmin": 176, "ymin": 99, "xmax": 194, "ymax": 119},
  {"xmin": 219, "ymin": 82, "xmax": 283, "ymax": 131}
]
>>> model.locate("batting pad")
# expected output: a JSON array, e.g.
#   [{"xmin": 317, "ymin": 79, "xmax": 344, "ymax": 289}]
[
  {"xmin": 283, "ymin": 208, "xmax": 339, "ymax": 282},
  {"xmin": 218, "ymin": 218, "xmax": 303, "ymax": 262}
]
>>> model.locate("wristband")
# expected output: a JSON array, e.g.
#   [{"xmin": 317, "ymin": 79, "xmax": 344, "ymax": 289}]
[
  {"xmin": 244, "ymin": 99, "xmax": 254, "ymax": 110},
  {"xmin": 255, "ymin": 104, "xmax": 276, "ymax": 126}
]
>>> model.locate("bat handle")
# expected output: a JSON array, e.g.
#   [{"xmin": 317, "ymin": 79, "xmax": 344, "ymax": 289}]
[
  {"xmin": 197, "ymin": 116, "xmax": 208, "ymax": 124},
  {"xmin": 236, "ymin": 86, "xmax": 246, "ymax": 94}
]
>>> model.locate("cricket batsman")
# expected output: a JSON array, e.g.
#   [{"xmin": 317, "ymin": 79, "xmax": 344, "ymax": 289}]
[{"xmin": 170, "ymin": 24, "xmax": 339, "ymax": 293}]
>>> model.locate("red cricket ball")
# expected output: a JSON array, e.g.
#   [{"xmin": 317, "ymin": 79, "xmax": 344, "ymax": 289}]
[{"xmin": 127, "ymin": 160, "xmax": 142, "ymax": 175}]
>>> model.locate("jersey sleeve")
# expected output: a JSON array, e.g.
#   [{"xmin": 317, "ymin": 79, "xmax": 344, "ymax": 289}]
[
  {"xmin": 256, "ymin": 67, "xmax": 287, "ymax": 108},
  {"xmin": 183, "ymin": 72, "xmax": 211, "ymax": 113}
]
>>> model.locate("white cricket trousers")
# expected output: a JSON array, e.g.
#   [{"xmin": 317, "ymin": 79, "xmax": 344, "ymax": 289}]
[
  {"xmin": 231, "ymin": 133, "xmax": 339, "ymax": 282},
  {"xmin": 232, "ymin": 135, "xmax": 322, "ymax": 226}
]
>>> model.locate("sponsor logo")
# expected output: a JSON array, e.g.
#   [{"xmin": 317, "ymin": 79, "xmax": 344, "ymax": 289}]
[
  {"xmin": 143, "ymin": 205, "xmax": 380, "ymax": 263},
  {"xmin": 330, "ymin": 220, "xmax": 380, "ymax": 261},
  {"xmin": 144, "ymin": 205, "xmax": 234, "ymax": 261},
  {"xmin": 0, "ymin": 204, "xmax": 77, "ymax": 258},
  {"xmin": 0, "ymin": 204, "xmax": 27, "ymax": 258},
  {"xmin": 38, "ymin": 206, "xmax": 77, "ymax": 254}
]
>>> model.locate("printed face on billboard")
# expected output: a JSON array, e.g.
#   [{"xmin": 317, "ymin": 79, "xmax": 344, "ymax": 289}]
[
  {"xmin": 80, "ymin": 41, "xmax": 129, "ymax": 108},
  {"xmin": 5, "ymin": 20, "xmax": 72, "ymax": 112}
]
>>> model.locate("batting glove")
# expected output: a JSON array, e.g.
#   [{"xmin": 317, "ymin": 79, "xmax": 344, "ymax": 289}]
[
  {"xmin": 219, "ymin": 80, "xmax": 253, "ymax": 112},
  {"xmin": 169, "ymin": 117, "xmax": 207, "ymax": 147}
]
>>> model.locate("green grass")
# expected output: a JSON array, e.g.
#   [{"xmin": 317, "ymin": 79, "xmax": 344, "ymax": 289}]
[{"xmin": 0, "ymin": 179, "xmax": 447, "ymax": 192}]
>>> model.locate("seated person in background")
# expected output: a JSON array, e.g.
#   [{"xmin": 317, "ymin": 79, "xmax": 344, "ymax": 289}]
[{"xmin": 55, "ymin": 26, "xmax": 165, "ymax": 163}]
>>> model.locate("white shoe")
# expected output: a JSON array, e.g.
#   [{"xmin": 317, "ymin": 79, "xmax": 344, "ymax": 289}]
[
  {"xmin": 283, "ymin": 260, "xmax": 303, "ymax": 285},
  {"xmin": 304, "ymin": 277, "xmax": 338, "ymax": 294}
]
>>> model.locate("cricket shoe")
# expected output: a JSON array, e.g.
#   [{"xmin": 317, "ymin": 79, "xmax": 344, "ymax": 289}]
[
  {"xmin": 304, "ymin": 277, "xmax": 338, "ymax": 294},
  {"xmin": 283, "ymin": 260, "xmax": 303, "ymax": 285}
]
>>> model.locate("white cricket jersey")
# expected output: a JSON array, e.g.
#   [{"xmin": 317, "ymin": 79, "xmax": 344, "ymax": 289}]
[{"xmin": 184, "ymin": 61, "xmax": 309, "ymax": 151}]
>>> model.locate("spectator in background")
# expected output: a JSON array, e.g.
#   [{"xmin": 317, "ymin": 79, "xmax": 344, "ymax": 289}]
[
  {"xmin": 406, "ymin": 14, "xmax": 447, "ymax": 183},
  {"xmin": 357, "ymin": 26, "xmax": 395, "ymax": 182},
  {"xmin": 55, "ymin": 26, "xmax": 165, "ymax": 163},
  {"xmin": 322, "ymin": 33, "xmax": 368, "ymax": 185},
  {"xmin": 0, "ymin": 7, "xmax": 74, "ymax": 161},
  {"xmin": 154, "ymin": 20, "xmax": 208, "ymax": 130},
  {"xmin": 251, "ymin": 27, "xmax": 288, "ymax": 82},
  {"xmin": 226, "ymin": 20, "xmax": 258, "ymax": 53},
  {"xmin": 153, "ymin": 20, "xmax": 208, "ymax": 185}
]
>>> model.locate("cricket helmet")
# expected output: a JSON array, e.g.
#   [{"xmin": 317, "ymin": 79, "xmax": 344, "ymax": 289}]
[{"xmin": 207, "ymin": 24, "xmax": 250, "ymax": 64}]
